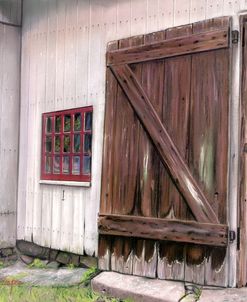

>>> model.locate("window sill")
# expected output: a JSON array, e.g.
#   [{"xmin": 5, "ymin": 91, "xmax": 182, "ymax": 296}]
[{"xmin": 39, "ymin": 180, "xmax": 91, "ymax": 187}]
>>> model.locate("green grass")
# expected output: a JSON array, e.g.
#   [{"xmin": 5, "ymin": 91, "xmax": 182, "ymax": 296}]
[
  {"xmin": 81, "ymin": 267, "xmax": 100, "ymax": 286},
  {"xmin": 0, "ymin": 267, "xmax": 133, "ymax": 302},
  {"xmin": 28, "ymin": 259, "xmax": 46, "ymax": 269},
  {"xmin": 0, "ymin": 285, "xmax": 132, "ymax": 302}
]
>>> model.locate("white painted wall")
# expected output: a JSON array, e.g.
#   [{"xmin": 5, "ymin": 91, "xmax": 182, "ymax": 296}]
[
  {"xmin": 0, "ymin": 23, "xmax": 21, "ymax": 248},
  {"xmin": 18, "ymin": 0, "xmax": 246, "ymax": 257}
]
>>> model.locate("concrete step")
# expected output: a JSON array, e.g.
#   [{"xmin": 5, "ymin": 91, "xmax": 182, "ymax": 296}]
[{"xmin": 92, "ymin": 272, "xmax": 247, "ymax": 302}]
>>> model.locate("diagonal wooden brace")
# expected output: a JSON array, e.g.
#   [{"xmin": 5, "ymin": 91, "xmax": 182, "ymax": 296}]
[{"xmin": 110, "ymin": 63, "xmax": 219, "ymax": 224}]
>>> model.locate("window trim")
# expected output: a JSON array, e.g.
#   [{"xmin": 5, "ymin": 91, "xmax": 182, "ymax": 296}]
[{"xmin": 41, "ymin": 106, "xmax": 93, "ymax": 182}]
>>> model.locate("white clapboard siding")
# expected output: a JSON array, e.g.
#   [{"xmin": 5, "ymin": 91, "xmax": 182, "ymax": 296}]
[
  {"xmin": 0, "ymin": 23, "xmax": 20, "ymax": 248},
  {"xmin": 18, "ymin": 0, "xmax": 247, "ymax": 257}
]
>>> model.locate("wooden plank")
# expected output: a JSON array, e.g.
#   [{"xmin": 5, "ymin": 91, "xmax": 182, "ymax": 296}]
[
  {"xmin": 131, "ymin": 31, "xmax": 166, "ymax": 278},
  {"xmin": 112, "ymin": 35, "xmax": 143, "ymax": 275},
  {"xmin": 158, "ymin": 24, "xmax": 192, "ymax": 281},
  {"xmin": 107, "ymin": 29, "xmax": 229, "ymax": 66},
  {"xmin": 110, "ymin": 63, "xmax": 219, "ymax": 224},
  {"xmin": 98, "ymin": 215, "xmax": 228, "ymax": 247},
  {"xmin": 100, "ymin": 41, "xmax": 118, "ymax": 214},
  {"xmin": 184, "ymin": 18, "xmax": 230, "ymax": 287},
  {"xmin": 99, "ymin": 40, "xmax": 119, "ymax": 270},
  {"xmin": 238, "ymin": 19, "xmax": 247, "ymax": 287}
]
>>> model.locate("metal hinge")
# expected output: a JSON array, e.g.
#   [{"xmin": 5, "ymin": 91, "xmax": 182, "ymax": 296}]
[
  {"xmin": 229, "ymin": 228, "xmax": 240, "ymax": 249},
  {"xmin": 232, "ymin": 30, "xmax": 239, "ymax": 44},
  {"xmin": 237, "ymin": 227, "xmax": 240, "ymax": 250},
  {"xmin": 229, "ymin": 230, "xmax": 236, "ymax": 243}
]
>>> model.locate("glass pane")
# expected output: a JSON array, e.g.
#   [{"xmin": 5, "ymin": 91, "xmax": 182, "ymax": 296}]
[
  {"xmin": 85, "ymin": 112, "xmax": 92, "ymax": 131},
  {"xmin": 55, "ymin": 116, "xmax": 61, "ymax": 133},
  {"xmin": 62, "ymin": 156, "xmax": 70, "ymax": 174},
  {"xmin": 74, "ymin": 134, "xmax": 81, "ymax": 152},
  {"xmin": 45, "ymin": 136, "xmax": 52, "ymax": 153},
  {"xmin": 55, "ymin": 136, "xmax": 60, "ymax": 153},
  {"xmin": 45, "ymin": 156, "xmax": 52, "ymax": 173},
  {"xmin": 63, "ymin": 135, "xmax": 70, "ymax": 152},
  {"xmin": 84, "ymin": 134, "xmax": 92, "ymax": 153},
  {"xmin": 53, "ymin": 156, "xmax": 60, "ymax": 174},
  {"xmin": 46, "ymin": 117, "xmax": 52, "ymax": 133},
  {"xmin": 74, "ymin": 113, "xmax": 81, "ymax": 131},
  {"xmin": 64, "ymin": 115, "xmax": 71, "ymax": 132},
  {"xmin": 72, "ymin": 156, "xmax": 80, "ymax": 175},
  {"xmin": 83, "ymin": 156, "xmax": 91, "ymax": 175}
]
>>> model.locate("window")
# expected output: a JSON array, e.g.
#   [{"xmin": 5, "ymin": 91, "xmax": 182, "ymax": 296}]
[{"xmin": 41, "ymin": 106, "xmax": 93, "ymax": 182}]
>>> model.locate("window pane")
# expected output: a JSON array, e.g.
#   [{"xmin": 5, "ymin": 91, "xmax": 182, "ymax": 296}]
[
  {"xmin": 64, "ymin": 115, "xmax": 71, "ymax": 132},
  {"xmin": 55, "ymin": 136, "xmax": 60, "ymax": 153},
  {"xmin": 74, "ymin": 134, "xmax": 81, "ymax": 152},
  {"xmin": 62, "ymin": 156, "xmax": 70, "ymax": 174},
  {"xmin": 46, "ymin": 117, "xmax": 52, "ymax": 133},
  {"xmin": 74, "ymin": 113, "xmax": 81, "ymax": 131},
  {"xmin": 63, "ymin": 136, "xmax": 70, "ymax": 152},
  {"xmin": 72, "ymin": 156, "xmax": 80, "ymax": 175},
  {"xmin": 45, "ymin": 136, "xmax": 52, "ymax": 153},
  {"xmin": 55, "ymin": 116, "xmax": 61, "ymax": 133},
  {"xmin": 85, "ymin": 112, "xmax": 92, "ymax": 131},
  {"xmin": 83, "ymin": 156, "xmax": 91, "ymax": 175},
  {"xmin": 45, "ymin": 156, "xmax": 52, "ymax": 173},
  {"xmin": 53, "ymin": 156, "xmax": 60, "ymax": 174},
  {"xmin": 84, "ymin": 134, "xmax": 92, "ymax": 153}
]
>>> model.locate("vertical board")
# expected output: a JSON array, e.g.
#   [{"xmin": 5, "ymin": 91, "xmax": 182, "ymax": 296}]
[
  {"xmin": 110, "ymin": 36, "xmax": 143, "ymax": 275},
  {"xmin": 186, "ymin": 18, "xmax": 229, "ymax": 287},
  {"xmin": 239, "ymin": 17, "xmax": 247, "ymax": 287},
  {"xmin": 0, "ymin": 23, "xmax": 21, "ymax": 248},
  {"xmin": 158, "ymin": 24, "xmax": 192, "ymax": 281},
  {"xmin": 133, "ymin": 30, "xmax": 165, "ymax": 278}
]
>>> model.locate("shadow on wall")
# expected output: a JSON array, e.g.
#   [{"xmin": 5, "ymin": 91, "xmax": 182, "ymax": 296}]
[{"xmin": 0, "ymin": 0, "xmax": 22, "ymax": 26}]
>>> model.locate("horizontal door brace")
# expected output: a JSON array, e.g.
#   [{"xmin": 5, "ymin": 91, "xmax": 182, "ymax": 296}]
[
  {"xmin": 99, "ymin": 214, "xmax": 228, "ymax": 247},
  {"xmin": 107, "ymin": 29, "xmax": 229, "ymax": 66}
]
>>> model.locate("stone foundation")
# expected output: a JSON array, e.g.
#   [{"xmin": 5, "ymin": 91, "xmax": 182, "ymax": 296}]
[
  {"xmin": 0, "ymin": 247, "xmax": 18, "ymax": 263},
  {"xmin": 16, "ymin": 240, "xmax": 97, "ymax": 268}
]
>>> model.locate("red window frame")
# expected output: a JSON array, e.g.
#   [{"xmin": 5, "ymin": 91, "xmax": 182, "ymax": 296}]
[{"xmin": 41, "ymin": 106, "xmax": 93, "ymax": 182}]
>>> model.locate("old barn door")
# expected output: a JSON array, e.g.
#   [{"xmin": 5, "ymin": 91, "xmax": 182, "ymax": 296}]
[{"xmin": 99, "ymin": 17, "xmax": 231, "ymax": 286}]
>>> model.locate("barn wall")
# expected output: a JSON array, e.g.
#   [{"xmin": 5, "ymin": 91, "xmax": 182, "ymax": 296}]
[
  {"xmin": 0, "ymin": 23, "xmax": 21, "ymax": 248},
  {"xmin": 0, "ymin": 0, "xmax": 22, "ymax": 26},
  {"xmin": 18, "ymin": 0, "xmax": 245, "ymax": 257}
]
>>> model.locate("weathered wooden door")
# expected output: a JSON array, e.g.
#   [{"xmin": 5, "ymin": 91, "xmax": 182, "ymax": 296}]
[{"xmin": 99, "ymin": 17, "xmax": 231, "ymax": 286}]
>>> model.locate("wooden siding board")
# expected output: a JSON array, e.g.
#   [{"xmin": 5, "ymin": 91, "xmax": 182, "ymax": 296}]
[
  {"xmin": 0, "ymin": 24, "xmax": 20, "ymax": 248},
  {"xmin": 131, "ymin": 31, "xmax": 165, "ymax": 278},
  {"xmin": 238, "ymin": 18, "xmax": 247, "ymax": 287},
  {"xmin": 146, "ymin": 0, "xmax": 159, "ymax": 33},
  {"xmin": 158, "ymin": 24, "xmax": 192, "ymax": 281},
  {"xmin": 99, "ymin": 40, "xmax": 118, "ymax": 270},
  {"xmin": 183, "ymin": 17, "xmax": 229, "ymax": 286},
  {"xmin": 32, "ymin": 0, "xmax": 48, "ymax": 247},
  {"xmin": 174, "ymin": 0, "xmax": 190, "ymax": 26},
  {"xmin": 130, "ymin": 0, "xmax": 147, "ymax": 36},
  {"xmin": 157, "ymin": 0, "xmax": 174, "ymax": 30},
  {"xmin": 40, "ymin": 0, "xmax": 54, "ymax": 249},
  {"xmin": 110, "ymin": 35, "xmax": 143, "ymax": 275}
]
